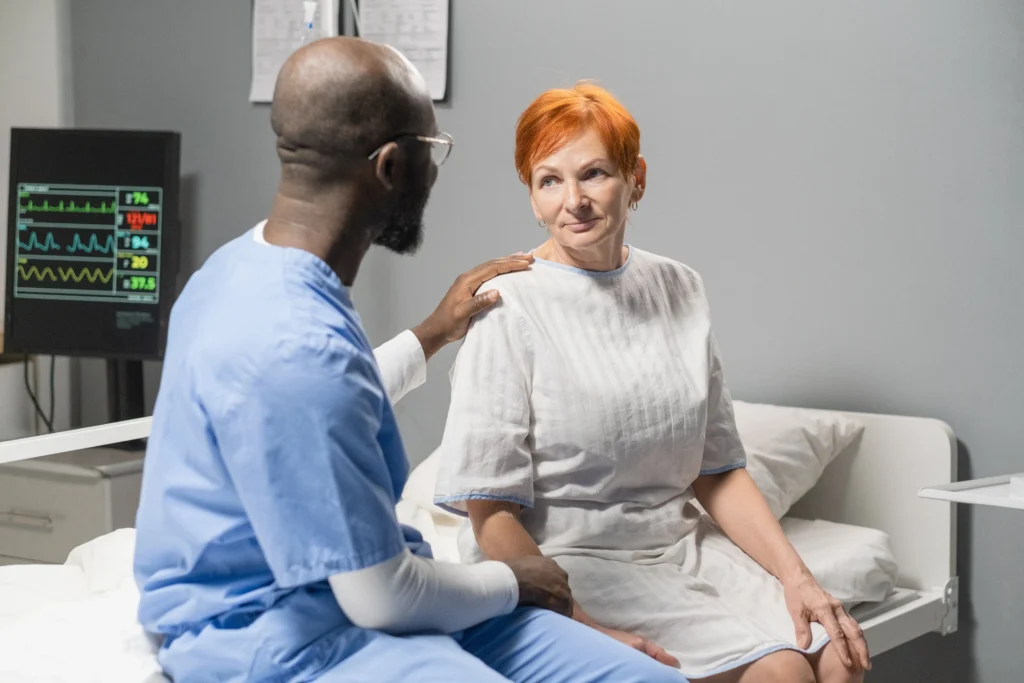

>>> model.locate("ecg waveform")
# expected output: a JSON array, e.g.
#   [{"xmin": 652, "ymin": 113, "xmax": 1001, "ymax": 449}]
[
  {"xmin": 19, "ymin": 199, "xmax": 116, "ymax": 215},
  {"xmin": 13, "ymin": 184, "xmax": 163, "ymax": 304},
  {"xmin": 18, "ymin": 232, "xmax": 118, "ymax": 254},
  {"xmin": 18, "ymin": 265, "xmax": 115, "ymax": 284}
]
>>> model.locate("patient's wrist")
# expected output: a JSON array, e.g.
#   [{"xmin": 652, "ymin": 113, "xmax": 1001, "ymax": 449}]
[
  {"xmin": 571, "ymin": 600, "xmax": 598, "ymax": 627},
  {"xmin": 777, "ymin": 562, "xmax": 813, "ymax": 587}
]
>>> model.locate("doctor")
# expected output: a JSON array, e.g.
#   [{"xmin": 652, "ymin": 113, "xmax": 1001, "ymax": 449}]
[{"xmin": 133, "ymin": 37, "xmax": 684, "ymax": 682}]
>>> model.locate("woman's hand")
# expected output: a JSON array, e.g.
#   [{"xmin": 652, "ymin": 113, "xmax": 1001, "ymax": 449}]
[
  {"xmin": 571, "ymin": 600, "xmax": 679, "ymax": 668},
  {"xmin": 784, "ymin": 573, "xmax": 871, "ymax": 671},
  {"xmin": 694, "ymin": 469, "xmax": 870, "ymax": 671},
  {"xmin": 595, "ymin": 626, "xmax": 680, "ymax": 668}
]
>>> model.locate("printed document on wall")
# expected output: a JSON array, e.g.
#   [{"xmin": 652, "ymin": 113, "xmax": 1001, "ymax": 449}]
[
  {"xmin": 251, "ymin": 0, "xmax": 309, "ymax": 103},
  {"xmin": 359, "ymin": 0, "xmax": 449, "ymax": 101}
]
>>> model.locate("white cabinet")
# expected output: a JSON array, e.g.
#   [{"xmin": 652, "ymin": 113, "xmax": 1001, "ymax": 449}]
[
  {"xmin": 0, "ymin": 360, "xmax": 34, "ymax": 441},
  {"xmin": 0, "ymin": 447, "xmax": 143, "ymax": 565}
]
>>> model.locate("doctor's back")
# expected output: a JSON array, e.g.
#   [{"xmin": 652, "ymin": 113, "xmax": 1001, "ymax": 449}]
[{"xmin": 133, "ymin": 228, "xmax": 411, "ymax": 679}]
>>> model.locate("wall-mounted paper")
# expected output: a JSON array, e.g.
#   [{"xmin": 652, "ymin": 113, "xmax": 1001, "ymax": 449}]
[
  {"xmin": 250, "ymin": 0, "xmax": 318, "ymax": 103},
  {"xmin": 358, "ymin": 0, "xmax": 449, "ymax": 101}
]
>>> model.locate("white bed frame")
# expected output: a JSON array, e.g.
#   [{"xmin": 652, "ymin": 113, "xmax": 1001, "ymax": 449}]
[
  {"xmin": 788, "ymin": 409, "xmax": 958, "ymax": 656},
  {"xmin": 0, "ymin": 409, "xmax": 959, "ymax": 657}
]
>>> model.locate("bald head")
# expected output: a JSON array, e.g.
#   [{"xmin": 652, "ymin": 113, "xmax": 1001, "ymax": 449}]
[{"xmin": 270, "ymin": 37, "xmax": 435, "ymax": 181}]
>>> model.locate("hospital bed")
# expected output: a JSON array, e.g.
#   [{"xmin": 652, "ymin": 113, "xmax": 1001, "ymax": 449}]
[{"xmin": 0, "ymin": 407, "xmax": 958, "ymax": 682}]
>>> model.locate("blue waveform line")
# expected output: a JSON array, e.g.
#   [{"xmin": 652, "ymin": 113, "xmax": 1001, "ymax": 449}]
[
  {"xmin": 68, "ymin": 233, "xmax": 117, "ymax": 254},
  {"xmin": 18, "ymin": 233, "xmax": 59, "ymax": 252},
  {"xmin": 17, "ymin": 232, "xmax": 117, "ymax": 254}
]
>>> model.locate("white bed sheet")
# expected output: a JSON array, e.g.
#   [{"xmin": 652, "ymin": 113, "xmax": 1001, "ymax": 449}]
[
  {"xmin": 0, "ymin": 530, "xmax": 167, "ymax": 683},
  {"xmin": 0, "ymin": 506, "xmax": 899, "ymax": 683}
]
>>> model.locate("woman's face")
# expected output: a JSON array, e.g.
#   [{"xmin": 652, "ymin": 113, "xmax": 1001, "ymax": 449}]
[{"xmin": 529, "ymin": 128, "xmax": 645, "ymax": 252}]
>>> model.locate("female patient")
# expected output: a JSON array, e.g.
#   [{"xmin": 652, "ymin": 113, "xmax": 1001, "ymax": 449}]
[{"xmin": 434, "ymin": 83, "xmax": 869, "ymax": 683}]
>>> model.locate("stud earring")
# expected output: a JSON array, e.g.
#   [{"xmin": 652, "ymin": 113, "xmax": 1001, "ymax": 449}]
[{"xmin": 538, "ymin": 220, "xmax": 546, "ymax": 228}]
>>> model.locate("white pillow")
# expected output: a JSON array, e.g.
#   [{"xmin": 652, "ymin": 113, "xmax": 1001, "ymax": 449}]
[
  {"xmin": 782, "ymin": 517, "xmax": 898, "ymax": 606},
  {"xmin": 733, "ymin": 401, "xmax": 864, "ymax": 519},
  {"xmin": 401, "ymin": 451, "xmax": 464, "ymax": 563},
  {"xmin": 402, "ymin": 450, "xmax": 460, "ymax": 520},
  {"xmin": 65, "ymin": 527, "xmax": 138, "ymax": 594}
]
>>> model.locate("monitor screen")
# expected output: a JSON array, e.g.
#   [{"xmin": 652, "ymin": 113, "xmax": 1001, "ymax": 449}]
[{"xmin": 4, "ymin": 128, "xmax": 181, "ymax": 359}]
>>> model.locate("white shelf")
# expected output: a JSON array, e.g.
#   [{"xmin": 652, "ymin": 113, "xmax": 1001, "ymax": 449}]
[
  {"xmin": 0, "ymin": 418, "xmax": 152, "ymax": 466},
  {"xmin": 919, "ymin": 473, "xmax": 1024, "ymax": 511}
]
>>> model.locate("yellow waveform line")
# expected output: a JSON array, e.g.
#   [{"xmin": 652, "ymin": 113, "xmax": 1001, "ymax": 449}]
[{"xmin": 18, "ymin": 265, "xmax": 114, "ymax": 284}]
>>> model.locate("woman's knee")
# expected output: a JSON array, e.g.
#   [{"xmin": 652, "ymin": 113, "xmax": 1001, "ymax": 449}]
[
  {"xmin": 811, "ymin": 642, "xmax": 866, "ymax": 683},
  {"xmin": 740, "ymin": 650, "xmax": 815, "ymax": 683},
  {"xmin": 817, "ymin": 665, "xmax": 864, "ymax": 683},
  {"xmin": 833, "ymin": 672, "xmax": 864, "ymax": 683},
  {"xmin": 817, "ymin": 664, "xmax": 865, "ymax": 683}
]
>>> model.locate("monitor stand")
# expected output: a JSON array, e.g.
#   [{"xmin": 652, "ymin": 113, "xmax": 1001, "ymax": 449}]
[{"xmin": 106, "ymin": 359, "xmax": 147, "ymax": 451}]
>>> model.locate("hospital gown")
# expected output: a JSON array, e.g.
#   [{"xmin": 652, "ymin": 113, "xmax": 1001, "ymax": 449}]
[
  {"xmin": 133, "ymin": 224, "xmax": 684, "ymax": 683},
  {"xmin": 435, "ymin": 248, "xmax": 830, "ymax": 679}
]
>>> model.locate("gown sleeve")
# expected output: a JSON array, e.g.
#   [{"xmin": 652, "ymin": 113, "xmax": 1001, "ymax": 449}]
[
  {"xmin": 433, "ymin": 291, "xmax": 534, "ymax": 516},
  {"xmin": 700, "ymin": 329, "xmax": 748, "ymax": 476}
]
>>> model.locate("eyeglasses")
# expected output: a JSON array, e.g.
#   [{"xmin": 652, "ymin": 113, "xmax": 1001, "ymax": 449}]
[{"xmin": 368, "ymin": 131, "xmax": 454, "ymax": 167}]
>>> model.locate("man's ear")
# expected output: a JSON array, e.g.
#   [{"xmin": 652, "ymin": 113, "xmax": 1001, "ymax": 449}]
[
  {"xmin": 632, "ymin": 154, "xmax": 647, "ymax": 203},
  {"xmin": 372, "ymin": 142, "xmax": 401, "ymax": 191}
]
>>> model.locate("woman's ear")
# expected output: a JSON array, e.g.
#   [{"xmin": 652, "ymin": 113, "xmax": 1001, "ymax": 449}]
[
  {"xmin": 529, "ymin": 192, "xmax": 544, "ymax": 223},
  {"xmin": 632, "ymin": 154, "xmax": 647, "ymax": 203}
]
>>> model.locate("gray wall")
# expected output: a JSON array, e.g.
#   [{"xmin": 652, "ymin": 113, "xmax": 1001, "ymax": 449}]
[
  {"xmin": 67, "ymin": 1, "xmax": 1023, "ymax": 680},
  {"xmin": 388, "ymin": 2, "xmax": 1024, "ymax": 681},
  {"xmin": 68, "ymin": 0, "xmax": 392, "ymax": 422}
]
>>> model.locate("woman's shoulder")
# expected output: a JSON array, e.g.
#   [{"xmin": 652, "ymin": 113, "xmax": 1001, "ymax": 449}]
[
  {"xmin": 630, "ymin": 247, "xmax": 706, "ymax": 296},
  {"xmin": 475, "ymin": 267, "xmax": 540, "ymax": 300}
]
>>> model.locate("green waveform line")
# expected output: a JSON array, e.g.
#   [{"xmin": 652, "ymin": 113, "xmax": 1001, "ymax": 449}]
[
  {"xmin": 18, "ymin": 265, "xmax": 114, "ymax": 284},
  {"xmin": 19, "ymin": 199, "xmax": 116, "ymax": 215},
  {"xmin": 18, "ymin": 232, "xmax": 118, "ymax": 254}
]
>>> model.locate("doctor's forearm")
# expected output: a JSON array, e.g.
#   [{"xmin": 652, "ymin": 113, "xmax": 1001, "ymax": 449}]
[
  {"xmin": 692, "ymin": 468, "xmax": 810, "ymax": 585},
  {"xmin": 329, "ymin": 550, "xmax": 518, "ymax": 634}
]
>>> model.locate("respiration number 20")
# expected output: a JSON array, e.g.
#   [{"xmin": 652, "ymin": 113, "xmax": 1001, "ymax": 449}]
[{"xmin": 122, "ymin": 255, "xmax": 150, "ymax": 270}]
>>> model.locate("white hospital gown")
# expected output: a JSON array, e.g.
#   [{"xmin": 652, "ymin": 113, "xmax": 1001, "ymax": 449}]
[{"xmin": 434, "ymin": 248, "xmax": 828, "ymax": 678}]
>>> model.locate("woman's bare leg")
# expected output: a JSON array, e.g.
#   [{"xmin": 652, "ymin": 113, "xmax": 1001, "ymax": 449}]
[{"xmin": 692, "ymin": 649, "xmax": 815, "ymax": 683}]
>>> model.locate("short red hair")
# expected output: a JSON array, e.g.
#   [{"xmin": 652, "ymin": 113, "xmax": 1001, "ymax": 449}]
[{"xmin": 514, "ymin": 82, "xmax": 640, "ymax": 185}]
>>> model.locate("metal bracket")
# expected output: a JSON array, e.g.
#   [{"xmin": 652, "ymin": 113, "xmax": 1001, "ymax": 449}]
[{"xmin": 940, "ymin": 576, "xmax": 959, "ymax": 635}]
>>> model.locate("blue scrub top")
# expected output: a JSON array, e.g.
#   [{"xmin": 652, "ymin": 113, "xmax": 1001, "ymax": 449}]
[{"xmin": 133, "ymin": 229, "xmax": 420, "ymax": 680}]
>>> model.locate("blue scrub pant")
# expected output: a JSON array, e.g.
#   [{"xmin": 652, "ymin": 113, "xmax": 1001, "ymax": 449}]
[{"xmin": 325, "ymin": 607, "xmax": 686, "ymax": 682}]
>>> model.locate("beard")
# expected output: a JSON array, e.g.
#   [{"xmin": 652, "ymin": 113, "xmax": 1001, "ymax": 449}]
[{"xmin": 372, "ymin": 180, "xmax": 428, "ymax": 255}]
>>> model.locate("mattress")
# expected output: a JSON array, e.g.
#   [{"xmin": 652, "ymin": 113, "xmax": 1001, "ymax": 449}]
[
  {"xmin": 397, "ymin": 497, "xmax": 902, "ymax": 608},
  {"xmin": 0, "ymin": 530, "xmax": 167, "ymax": 683},
  {"xmin": 0, "ymin": 509, "xmax": 903, "ymax": 683},
  {"xmin": 850, "ymin": 587, "xmax": 921, "ymax": 622}
]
